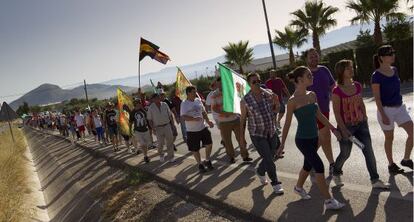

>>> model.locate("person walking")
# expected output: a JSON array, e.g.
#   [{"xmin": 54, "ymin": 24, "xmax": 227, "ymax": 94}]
[
  {"xmin": 91, "ymin": 109, "xmax": 105, "ymax": 145},
  {"xmin": 105, "ymin": 102, "xmax": 119, "ymax": 152},
  {"xmin": 240, "ymin": 73, "xmax": 284, "ymax": 194},
  {"xmin": 147, "ymin": 93, "xmax": 175, "ymax": 162},
  {"xmin": 130, "ymin": 99, "xmax": 151, "ymax": 163},
  {"xmin": 305, "ymin": 48, "xmax": 336, "ymax": 178},
  {"xmin": 181, "ymin": 86, "xmax": 215, "ymax": 173},
  {"xmin": 372, "ymin": 45, "xmax": 413, "ymax": 173},
  {"xmin": 211, "ymin": 77, "xmax": 252, "ymax": 164},
  {"xmin": 74, "ymin": 109, "xmax": 86, "ymax": 141},
  {"xmin": 331, "ymin": 60, "xmax": 390, "ymax": 189},
  {"xmin": 279, "ymin": 66, "xmax": 345, "ymax": 210},
  {"xmin": 265, "ymin": 69, "xmax": 291, "ymax": 129}
]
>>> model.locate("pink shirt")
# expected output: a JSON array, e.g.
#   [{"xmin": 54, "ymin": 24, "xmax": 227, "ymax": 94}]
[{"xmin": 332, "ymin": 81, "xmax": 364, "ymax": 125}]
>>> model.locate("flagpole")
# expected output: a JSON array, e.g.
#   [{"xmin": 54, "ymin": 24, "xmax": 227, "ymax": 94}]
[
  {"xmin": 5, "ymin": 106, "xmax": 15, "ymax": 143},
  {"xmin": 138, "ymin": 37, "xmax": 141, "ymax": 89}
]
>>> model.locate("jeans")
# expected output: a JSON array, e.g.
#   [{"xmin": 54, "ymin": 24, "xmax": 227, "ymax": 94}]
[
  {"xmin": 250, "ymin": 133, "xmax": 280, "ymax": 185},
  {"xmin": 333, "ymin": 120, "xmax": 379, "ymax": 182},
  {"xmin": 96, "ymin": 126, "xmax": 104, "ymax": 142}
]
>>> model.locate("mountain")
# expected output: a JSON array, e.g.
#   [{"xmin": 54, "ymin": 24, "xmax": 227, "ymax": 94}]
[
  {"xmin": 101, "ymin": 22, "xmax": 377, "ymax": 87},
  {"xmin": 10, "ymin": 83, "xmax": 136, "ymax": 109}
]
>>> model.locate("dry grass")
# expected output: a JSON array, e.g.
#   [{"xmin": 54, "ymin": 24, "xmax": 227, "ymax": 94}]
[{"xmin": 0, "ymin": 125, "xmax": 29, "ymax": 222}]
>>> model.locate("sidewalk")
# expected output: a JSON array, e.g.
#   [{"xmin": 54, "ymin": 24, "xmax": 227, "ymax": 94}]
[{"xmin": 31, "ymin": 127, "xmax": 412, "ymax": 222}]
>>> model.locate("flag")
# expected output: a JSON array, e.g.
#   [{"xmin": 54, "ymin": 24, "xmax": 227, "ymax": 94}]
[
  {"xmin": 139, "ymin": 38, "xmax": 170, "ymax": 64},
  {"xmin": 175, "ymin": 67, "xmax": 193, "ymax": 100},
  {"xmin": 218, "ymin": 63, "xmax": 250, "ymax": 114},
  {"xmin": 149, "ymin": 79, "xmax": 158, "ymax": 93},
  {"xmin": 117, "ymin": 88, "xmax": 134, "ymax": 136}
]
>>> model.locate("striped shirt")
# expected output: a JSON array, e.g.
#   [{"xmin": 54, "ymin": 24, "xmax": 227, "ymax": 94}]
[{"xmin": 243, "ymin": 89, "xmax": 276, "ymax": 137}]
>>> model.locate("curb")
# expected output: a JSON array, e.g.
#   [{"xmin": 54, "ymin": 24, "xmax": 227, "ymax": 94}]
[{"xmin": 27, "ymin": 127, "xmax": 270, "ymax": 222}]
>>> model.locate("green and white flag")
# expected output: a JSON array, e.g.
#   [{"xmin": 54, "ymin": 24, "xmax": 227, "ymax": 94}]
[{"xmin": 218, "ymin": 63, "xmax": 250, "ymax": 114}]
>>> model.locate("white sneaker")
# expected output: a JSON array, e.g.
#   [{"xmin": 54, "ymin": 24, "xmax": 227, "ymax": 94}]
[
  {"xmin": 372, "ymin": 180, "xmax": 390, "ymax": 189},
  {"xmin": 325, "ymin": 198, "xmax": 345, "ymax": 210},
  {"xmin": 294, "ymin": 186, "xmax": 311, "ymax": 200},
  {"xmin": 160, "ymin": 155, "xmax": 165, "ymax": 162},
  {"xmin": 169, "ymin": 157, "xmax": 176, "ymax": 163},
  {"xmin": 128, "ymin": 148, "xmax": 135, "ymax": 154},
  {"xmin": 256, "ymin": 172, "xmax": 269, "ymax": 185},
  {"xmin": 272, "ymin": 184, "xmax": 284, "ymax": 194},
  {"xmin": 333, "ymin": 175, "xmax": 344, "ymax": 186}
]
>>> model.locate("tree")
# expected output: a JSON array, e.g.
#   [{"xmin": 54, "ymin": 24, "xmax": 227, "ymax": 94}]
[
  {"xmin": 383, "ymin": 16, "xmax": 413, "ymax": 42},
  {"xmin": 290, "ymin": 0, "xmax": 338, "ymax": 55},
  {"xmin": 355, "ymin": 29, "xmax": 375, "ymax": 46},
  {"xmin": 273, "ymin": 27, "xmax": 308, "ymax": 67},
  {"xmin": 347, "ymin": 0, "xmax": 405, "ymax": 45},
  {"xmin": 16, "ymin": 102, "xmax": 30, "ymax": 116},
  {"xmin": 222, "ymin": 40, "xmax": 254, "ymax": 74}
]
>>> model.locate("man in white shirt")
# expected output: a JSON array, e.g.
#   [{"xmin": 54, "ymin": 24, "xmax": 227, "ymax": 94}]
[
  {"xmin": 181, "ymin": 86, "xmax": 214, "ymax": 173},
  {"xmin": 147, "ymin": 93, "xmax": 175, "ymax": 162},
  {"xmin": 74, "ymin": 109, "xmax": 86, "ymax": 141}
]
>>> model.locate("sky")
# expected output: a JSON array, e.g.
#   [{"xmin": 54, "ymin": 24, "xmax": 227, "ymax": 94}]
[{"xmin": 0, "ymin": 0, "xmax": 411, "ymax": 103}]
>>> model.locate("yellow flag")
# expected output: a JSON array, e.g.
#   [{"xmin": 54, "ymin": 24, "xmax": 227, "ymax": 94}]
[
  {"xmin": 117, "ymin": 88, "xmax": 134, "ymax": 136},
  {"xmin": 175, "ymin": 67, "xmax": 192, "ymax": 100}
]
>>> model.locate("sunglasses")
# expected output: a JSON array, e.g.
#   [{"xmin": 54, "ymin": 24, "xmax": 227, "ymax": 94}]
[
  {"xmin": 251, "ymin": 79, "xmax": 261, "ymax": 84},
  {"xmin": 382, "ymin": 51, "xmax": 396, "ymax": 56}
]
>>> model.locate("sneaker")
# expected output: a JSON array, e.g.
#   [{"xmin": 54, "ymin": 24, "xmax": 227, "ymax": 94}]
[
  {"xmin": 169, "ymin": 157, "xmax": 176, "ymax": 163},
  {"xmin": 160, "ymin": 155, "xmax": 165, "ymax": 162},
  {"xmin": 272, "ymin": 184, "xmax": 284, "ymax": 194},
  {"xmin": 333, "ymin": 175, "xmax": 344, "ymax": 186},
  {"xmin": 243, "ymin": 157, "xmax": 253, "ymax": 162},
  {"xmin": 198, "ymin": 164, "xmax": 207, "ymax": 173},
  {"xmin": 144, "ymin": 156, "xmax": 150, "ymax": 163},
  {"xmin": 325, "ymin": 198, "xmax": 345, "ymax": 210},
  {"xmin": 173, "ymin": 144, "xmax": 177, "ymax": 151},
  {"xmin": 128, "ymin": 148, "xmax": 135, "ymax": 154},
  {"xmin": 229, "ymin": 157, "xmax": 236, "ymax": 164},
  {"xmin": 388, "ymin": 163, "xmax": 404, "ymax": 174},
  {"xmin": 400, "ymin": 159, "xmax": 413, "ymax": 169},
  {"xmin": 372, "ymin": 180, "xmax": 390, "ymax": 189},
  {"xmin": 294, "ymin": 186, "xmax": 311, "ymax": 200},
  {"xmin": 204, "ymin": 160, "xmax": 214, "ymax": 170},
  {"xmin": 256, "ymin": 171, "xmax": 269, "ymax": 185}
]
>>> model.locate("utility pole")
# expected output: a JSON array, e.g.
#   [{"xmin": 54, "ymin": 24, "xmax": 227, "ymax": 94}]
[
  {"xmin": 83, "ymin": 79, "xmax": 89, "ymax": 103},
  {"xmin": 261, "ymin": 0, "xmax": 277, "ymax": 70}
]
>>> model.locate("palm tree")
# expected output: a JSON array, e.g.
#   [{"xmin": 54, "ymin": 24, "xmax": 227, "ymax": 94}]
[
  {"xmin": 222, "ymin": 40, "xmax": 254, "ymax": 74},
  {"xmin": 347, "ymin": 0, "xmax": 404, "ymax": 45},
  {"xmin": 273, "ymin": 27, "xmax": 308, "ymax": 67},
  {"xmin": 290, "ymin": 1, "xmax": 338, "ymax": 55}
]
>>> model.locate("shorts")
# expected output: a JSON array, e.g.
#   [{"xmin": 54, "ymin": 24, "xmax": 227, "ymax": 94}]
[
  {"xmin": 108, "ymin": 126, "xmax": 118, "ymax": 136},
  {"xmin": 133, "ymin": 131, "xmax": 152, "ymax": 147},
  {"xmin": 187, "ymin": 127, "xmax": 212, "ymax": 152},
  {"xmin": 77, "ymin": 125, "xmax": 85, "ymax": 132},
  {"xmin": 377, "ymin": 104, "xmax": 412, "ymax": 131},
  {"xmin": 316, "ymin": 112, "xmax": 329, "ymax": 130}
]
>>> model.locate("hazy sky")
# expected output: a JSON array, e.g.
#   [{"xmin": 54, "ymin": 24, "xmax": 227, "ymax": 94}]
[{"xmin": 0, "ymin": 0, "xmax": 411, "ymax": 103}]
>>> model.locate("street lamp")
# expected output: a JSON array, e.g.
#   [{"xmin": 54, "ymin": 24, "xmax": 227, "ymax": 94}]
[{"xmin": 261, "ymin": 0, "xmax": 277, "ymax": 70}]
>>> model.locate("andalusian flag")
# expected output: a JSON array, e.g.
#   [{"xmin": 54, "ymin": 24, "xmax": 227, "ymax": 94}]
[
  {"xmin": 218, "ymin": 63, "xmax": 250, "ymax": 114},
  {"xmin": 175, "ymin": 67, "xmax": 192, "ymax": 100},
  {"xmin": 117, "ymin": 88, "xmax": 134, "ymax": 136},
  {"xmin": 139, "ymin": 38, "xmax": 170, "ymax": 64}
]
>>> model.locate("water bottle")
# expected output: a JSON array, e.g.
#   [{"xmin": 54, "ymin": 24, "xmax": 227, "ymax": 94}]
[{"xmin": 349, "ymin": 136, "xmax": 365, "ymax": 150}]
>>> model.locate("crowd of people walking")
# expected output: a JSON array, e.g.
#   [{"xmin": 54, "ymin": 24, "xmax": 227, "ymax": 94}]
[{"xmin": 26, "ymin": 45, "xmax": 413, "ymax": 211}]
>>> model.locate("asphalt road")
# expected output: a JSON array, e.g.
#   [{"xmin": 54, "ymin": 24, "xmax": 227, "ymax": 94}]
[{"xmin": 171, "ymin": 92, "xmax": 413, "ymax": 220}]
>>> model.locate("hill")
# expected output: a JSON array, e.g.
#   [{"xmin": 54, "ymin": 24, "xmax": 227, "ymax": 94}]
[{"xmin": 10, "ymin": 83, "xmax": 136, "ymax": 109}]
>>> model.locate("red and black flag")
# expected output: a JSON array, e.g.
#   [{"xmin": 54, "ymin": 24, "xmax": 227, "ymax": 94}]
[{"xmin": 139, "ymin": 38, "xmax": 170, "ymax": 64}]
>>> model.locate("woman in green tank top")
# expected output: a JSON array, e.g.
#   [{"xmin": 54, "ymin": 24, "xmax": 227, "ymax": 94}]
[{"xmin": 278, "ymin": 66, "xmax": 345, "ymax": 210}]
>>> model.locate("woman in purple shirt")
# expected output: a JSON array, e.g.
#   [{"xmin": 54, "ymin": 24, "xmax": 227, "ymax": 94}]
[{"xmin": 372, "ymin": 45, "xmax": 413, "ymax": 174}]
